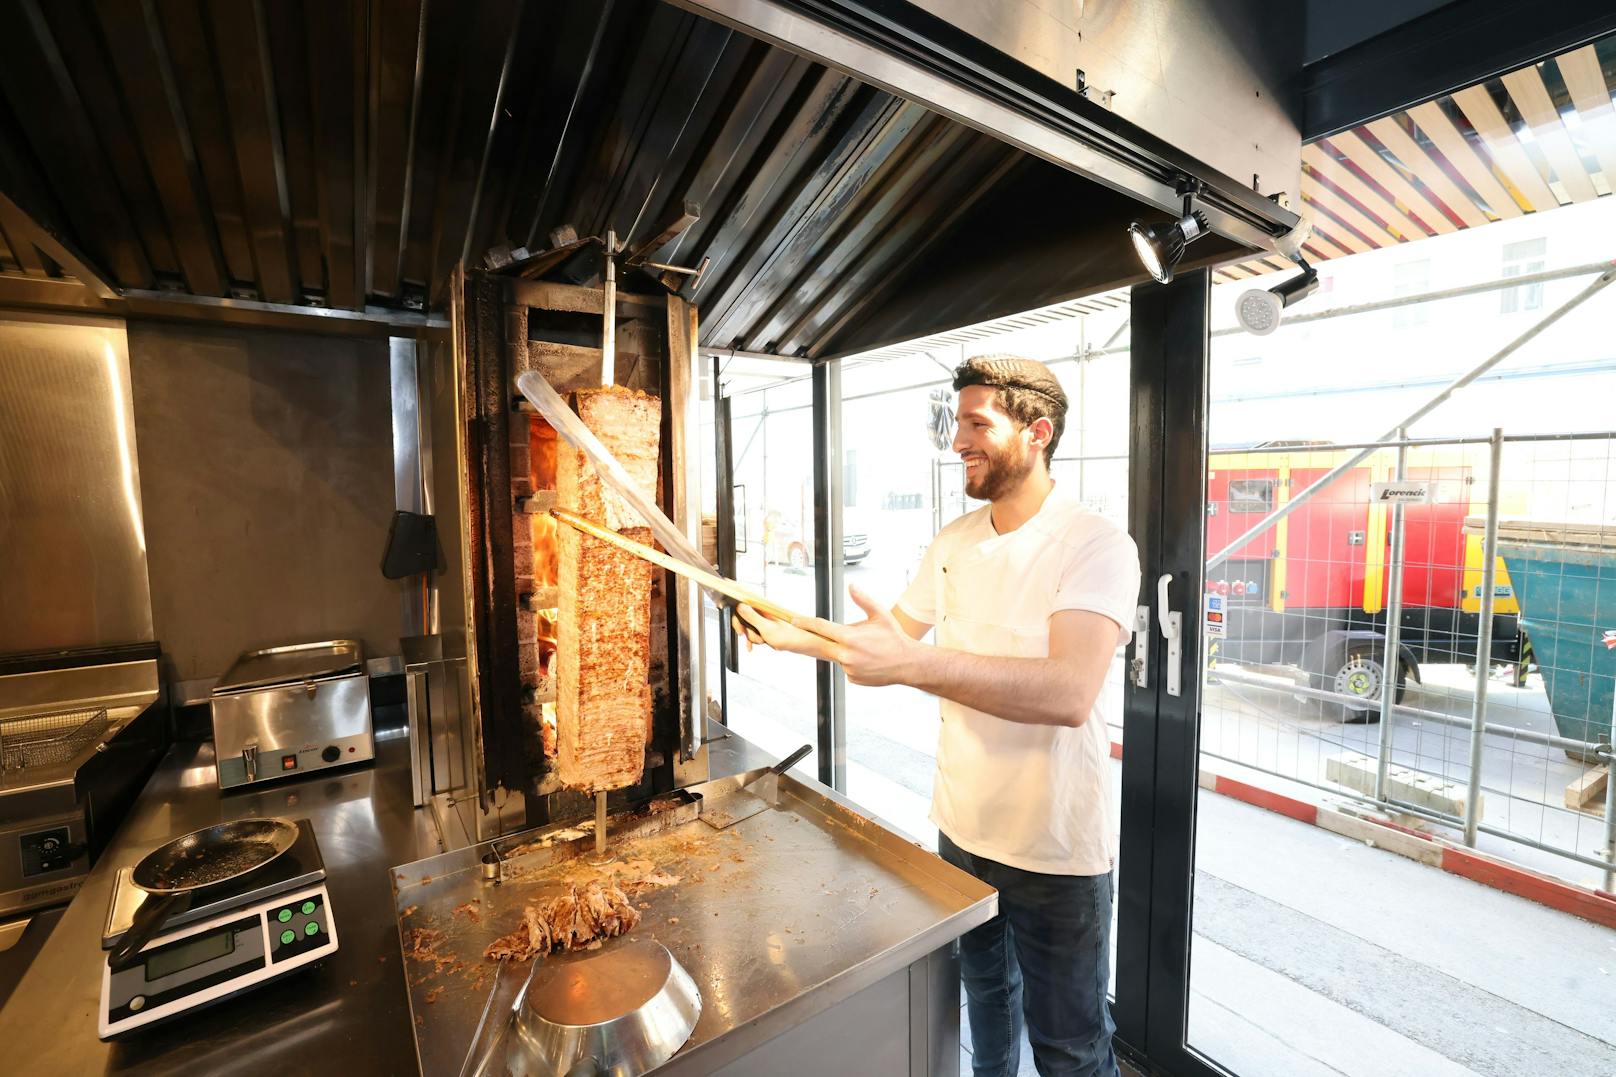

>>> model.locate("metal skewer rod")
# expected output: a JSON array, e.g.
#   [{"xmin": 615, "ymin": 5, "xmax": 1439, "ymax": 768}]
[
  {"xmin": 601, "ymin": 230, "xmax": 617, "ymax": 387},
  {"xmin": 592, "ymin": 790, "xmax": 612, "ymax": 864}
]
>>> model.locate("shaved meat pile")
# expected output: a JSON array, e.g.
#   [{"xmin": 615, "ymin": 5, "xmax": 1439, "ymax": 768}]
[
  {"xmin": 483, "ymin": 882, "xmax": 640, "ymax": 962},
  {"xmin": 404, "ymin": 926, "xmax": 462, "ymax": 978}
]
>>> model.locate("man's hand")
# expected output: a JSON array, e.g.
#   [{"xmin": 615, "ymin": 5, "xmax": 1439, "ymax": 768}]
[
  {"xmin": 734, "ymin": 585, "xmax": 921, "ymax": 686},
  {"xmin": 731, "ymin": 603, "xmax": 843, "ymax": 661},
  {"xmin": 737, "ymin": 590, "xmax": 1120, "ymax": 726}
]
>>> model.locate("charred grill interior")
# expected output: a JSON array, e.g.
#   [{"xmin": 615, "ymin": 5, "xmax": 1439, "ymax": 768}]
[{"xmin": 461, "ymin": 260, "xmax": 699, "ymax": 822}]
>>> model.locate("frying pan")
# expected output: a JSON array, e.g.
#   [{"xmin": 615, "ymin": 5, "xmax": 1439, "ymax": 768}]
[{"xmin": 107, "ymin": 817, "xmax": 300, "ymax": 970}]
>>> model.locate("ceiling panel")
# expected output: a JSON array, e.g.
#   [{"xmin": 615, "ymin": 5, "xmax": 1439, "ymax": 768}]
[
  {"xmin": 0, "ymin": 0, "xmax": 1219, "ymax": 355},
  {"xmin": 1224, "ymin": 34, "xmax": 1616, "ymax": 279}
]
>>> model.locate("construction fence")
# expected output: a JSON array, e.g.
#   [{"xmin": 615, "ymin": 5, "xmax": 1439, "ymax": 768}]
[{"xmin": 1199, "ymin": 431, "xmax": 1616, "ymax": 891}]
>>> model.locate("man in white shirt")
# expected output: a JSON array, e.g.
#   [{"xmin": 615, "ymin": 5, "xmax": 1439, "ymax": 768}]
[{"xmin": 736, "ymin": 355, "xmax": 1140, "ymax": 1077}]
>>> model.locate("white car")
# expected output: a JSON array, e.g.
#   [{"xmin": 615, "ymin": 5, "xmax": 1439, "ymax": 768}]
[{"xmin": 762, "ymin": 511, "xmax": 871, "ymax": 568}]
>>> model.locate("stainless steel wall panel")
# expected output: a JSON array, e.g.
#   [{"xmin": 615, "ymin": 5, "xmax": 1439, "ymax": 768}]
[
  {"xmin": 126, "ymin": 322, "xmax": 404, "ymax": 680},
  {"xmin": 390, "ymin": 336, "xmax": 424, "ymax": 515},
  {"xmin": 422, "ymin": 312, "xmax": 471, "ymax": 659},
  {"xmin": 906, "ymin": 0, "xmax": 1303, "ymax": 202},
  {"xmin": 391, "ymin": 337, "xmax": 424, "ymax": 638},
  {"xmin": 0, "ymin": 315, "xmax": 154, "ymax": 655}
]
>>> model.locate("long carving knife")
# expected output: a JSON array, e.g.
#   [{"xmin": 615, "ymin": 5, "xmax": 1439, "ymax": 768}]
[
  {"xmin": 550, "ymin": 508, "xmax": 837, "ymax": 643},
  {"xmin": 515, "ymin": 370, "xmax": 833, "ymax": 642},
  {"xmin": 513, "ymin": 369, "xmax": 713, "ymax": 573}
]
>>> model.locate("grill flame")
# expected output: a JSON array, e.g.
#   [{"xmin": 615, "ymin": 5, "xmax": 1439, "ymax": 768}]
[
  {"xmin": 540, "ymin": 701, "xmax": 557, "ymax": 757},
  {"xmin": 522, "ymin": 414, "xmax": 562, "ymax": 758},
  {"xmin": 531, "ymin": 513, "xmax": 558, "ymax": 590},
  {"xmin": 529, "ymin": 413, "xmax": 560, "ymax": 677},
  {"xmin": 536, "ymin": 607, "xmax": 559, "ymax": 678}
]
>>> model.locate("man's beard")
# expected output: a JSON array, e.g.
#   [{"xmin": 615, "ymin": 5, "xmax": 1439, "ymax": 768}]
[{"xmin": 964, "ymin": 442, "xmax": 1036, "ymax": 502}]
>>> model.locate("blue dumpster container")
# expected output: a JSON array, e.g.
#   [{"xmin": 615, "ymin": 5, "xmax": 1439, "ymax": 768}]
[{"xmin": 1490, "ymin": 521, "xmax": 1616, "ymax": 754}]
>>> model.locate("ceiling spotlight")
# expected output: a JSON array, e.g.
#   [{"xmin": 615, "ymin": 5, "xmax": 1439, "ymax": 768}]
[
  {"xmin": 1128, "ymin": 186, "xmax": 1209, "ymax": 284},
  {"xmin": 1235, "ymin": 262, "xmax": 1320, "ymax": 335}
]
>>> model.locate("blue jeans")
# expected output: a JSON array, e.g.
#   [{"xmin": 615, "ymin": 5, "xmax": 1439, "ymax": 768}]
[{"xmin": 939, "ymin": 832, "xmax": 1119, "ymax": 1077}]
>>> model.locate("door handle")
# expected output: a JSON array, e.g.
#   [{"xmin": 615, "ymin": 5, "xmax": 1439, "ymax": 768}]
[
  {"xmin": 1130, "ymin": 605, "xmax": 1151, "ymax": 687},
  {"xmin": 1157, "ymin": 573, "xmax": 1182, "ymax": 697}
]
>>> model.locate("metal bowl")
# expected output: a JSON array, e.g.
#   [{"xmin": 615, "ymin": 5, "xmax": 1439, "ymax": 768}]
[{"xmin": 506, "ymin": 939, "xmax": 700, "ymax": 1077}]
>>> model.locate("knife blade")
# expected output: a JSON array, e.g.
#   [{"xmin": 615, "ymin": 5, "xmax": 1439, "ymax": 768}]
[
  {"xmin": 514, "ymin": 369, "xmax": 713, "ymax": 574},
  {"xmin": 550, "ymin": 508, "xmax": 836, "ymax": 642}
]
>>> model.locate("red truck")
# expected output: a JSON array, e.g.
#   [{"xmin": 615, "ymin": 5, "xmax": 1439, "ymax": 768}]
[{"xmin": 1205, "ymin": 443, "xmax": 1526, "ymax": 718}]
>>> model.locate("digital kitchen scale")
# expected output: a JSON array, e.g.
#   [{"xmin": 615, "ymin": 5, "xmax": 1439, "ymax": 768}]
[{"xmin": 98, "ymin": 819, "xmax": 338, "ymax": 1038}]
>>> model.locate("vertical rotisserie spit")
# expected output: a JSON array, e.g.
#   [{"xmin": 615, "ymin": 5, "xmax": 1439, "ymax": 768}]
[
  {"xmin": 555, "ymin": 387, "xmax": 662, "ymax": 792},
  {"xmin": 454, "ymin": 259, "xmax": 701, "ymax": 830}
]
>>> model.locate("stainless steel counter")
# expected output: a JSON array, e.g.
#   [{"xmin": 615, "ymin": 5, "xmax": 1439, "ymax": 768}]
[
  {"xmin": 0, "ymin": 732, "xmax": 438, "ymax": 1075},
  {"xmin": 394, "ymin": 764, "xmax": 997, "ymax": 1075},
  {"xmin": 0, "ymin": 719, "xmax": 987, "ymax": 1075}
]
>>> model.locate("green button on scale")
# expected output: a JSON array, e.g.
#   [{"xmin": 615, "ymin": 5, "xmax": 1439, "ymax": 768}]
[
  {"xmin": 280, "ymin": 929, "xmax": 296, "ymax": 946},
  {"xmin": 301, "ymin": 900, "xmax": 316, "ymax": 916},
  {"xmin": 277, "ymin": 908, "xmax": 292, "ymax": 923},
  {"xmin": 304, "ymin": 922, "xmax": 320, "ymax": 937}
]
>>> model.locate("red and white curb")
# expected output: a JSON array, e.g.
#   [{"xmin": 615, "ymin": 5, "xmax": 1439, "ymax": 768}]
[{"xmin": 1110, "ymin": 740, "xmax": 1616, "ymax": 931}]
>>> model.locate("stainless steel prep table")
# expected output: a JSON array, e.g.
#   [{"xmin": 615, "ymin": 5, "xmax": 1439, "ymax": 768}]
[
  {"xmin": 394, "ymin": 767, "xmax": 997, "ymax": 1076},
  {"xmin": 0, "ymin": 731, "xmax": 437, "ymax": 1075}
]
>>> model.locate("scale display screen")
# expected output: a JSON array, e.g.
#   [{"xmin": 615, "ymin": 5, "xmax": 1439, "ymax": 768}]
[{"xmin": 145, "ymin": 928, "xmax": 235, "ymax": 982}]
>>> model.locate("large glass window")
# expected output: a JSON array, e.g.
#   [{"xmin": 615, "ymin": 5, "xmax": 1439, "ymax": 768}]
[
  {"xmin": 1185, "ymin": 195, "xmax": 1616, "ymax": 1076},
  {"xmin": 712, "ymin": 375, "xmax": 824, "ymax": 775},
  {"xmin": 834, "ymin": 351, "xmax": 957, "ymax": 843},
  {"xmin": 827, "ymin": 305, "xmax": 1136, "ymax": 1065},
  {"xmin": 829, "ymin": 305, "xmax": 1132, "ymax": 848}
]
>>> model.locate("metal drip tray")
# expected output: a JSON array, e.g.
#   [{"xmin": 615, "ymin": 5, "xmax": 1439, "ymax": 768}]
[
  {"xmin": 507, "ymin": 940, "xmax": 700, "ymax": 1077},
  {"xmin": 393, "ymin": 768, "xmax": 998, "ymax": 1075}
]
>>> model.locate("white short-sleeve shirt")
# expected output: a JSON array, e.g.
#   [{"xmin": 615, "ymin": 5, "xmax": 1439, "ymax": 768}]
[{"xmin": 897, "ymin": 484, "xmax": 1140, "ymax": 876}]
